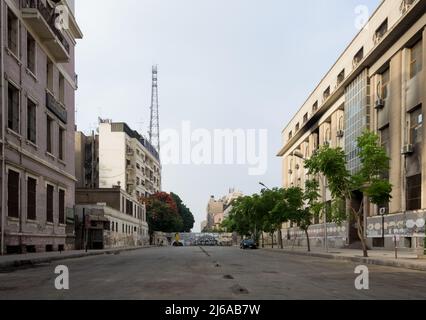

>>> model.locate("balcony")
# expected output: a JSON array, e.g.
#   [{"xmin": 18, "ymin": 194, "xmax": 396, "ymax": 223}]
[
  {"xmin": 21, "ymin": 0, "xmax": 70, "ymax": 62},
  {"xmin": 46, "ymin": 91, "xmax": 67, "ymax": 124}
]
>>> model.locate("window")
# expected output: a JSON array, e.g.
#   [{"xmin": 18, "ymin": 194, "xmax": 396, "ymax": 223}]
[
  {"xmin": 337, "ymin": 69, "xmax": 345, "ymax": 86},
  {"xmin": 380, "ymin": 68, "xmax": 390, "ymax": 100},
  {"xmin": 288, "ymin": 131, "xmax": 293, "ymax": 140},
  {"xmin": 374, "ymin": 19, "xmax": 388, "ymax": 44},
  {"xmin": 407, "ymin": 174, "xmax": 421, "ymax": 211},
  {"xmin": 303, "ymin": 113, "xmax": 308, "ymax": 123},
  {"xmin": 27, "ymin": 99, "xmax": 37, "ymax": 144},
  {"xmin": 323, "ymin": 87, "xmax": 331, "ymax": 101},
  {"xmin": 410, "ymin": 40, "xmax": 423, "ymax": 79},
  {"xmin": 59, "ymin": 128, "xmax": 65, "ymax": 160},
  {"xmin": 27, "ymin": 32, "xmax": 36, "ymax": 73},
  {"xmin": 353, "ymin": 47, "xmax": 364, "ymax": 67},
  {"xmin": 27, "ymin": 177, "xmax": 37, "ymax": 220},
  {"xmin": 111, "ymin": 221, "xmax": 114, "ymax": 232},
  {"xmin": 47, "ymin": 116, "xmax": 53, "ymax": 153},
  {"xmin": 59, "ymin": 189, "xmax": 65, "ymax": 224},
  {"xmin": 126, "ymin": 199, "xmax": 133, "ymax": 216},
  {"xmin": 59, "ymin": 73, "xmax": 65, "ymax": 104},
  {"xmin": 8, "ymin": 83, "xmax": 20, "ymax": 133},
  {"xmin": 46, "ymin": 185, "xmax": 54, "ymax": 223},
  {"xmin": 295, "ymin": 123, "xmax": 300, "ymax": 132},
  {"xmin": 312, "ymin": 101, "xmax": 318, "ymax": 113},
  {"xmin": 7, "ymin": 9, "xmax": 18, "ymax": 55},
  {"xmin": 8, "ymin": 170, "xmax": 20, "ymax": 218},
  {"xmin": 47, "ymin": 59, "xmax": 54, "ymax": 92},
  {"xmin": 410, "ymin": 107, "xmax": 423, "ymax": 145}
]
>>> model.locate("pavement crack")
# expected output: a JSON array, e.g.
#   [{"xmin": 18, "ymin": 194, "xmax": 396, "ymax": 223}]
[{"xmin": 199, "ymin": 246, "xmax": 210, "ymax": 257}]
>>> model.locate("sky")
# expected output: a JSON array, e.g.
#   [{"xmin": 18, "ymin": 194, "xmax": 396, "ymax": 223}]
[{"xmin": 75, "ymin": 0, "xmax": 381, "ymax": 232}]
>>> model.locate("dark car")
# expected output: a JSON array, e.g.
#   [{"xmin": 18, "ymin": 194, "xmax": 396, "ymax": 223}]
[{"xmin": 240, "ymin": 239, "xmax": 257, "ymax": 249}]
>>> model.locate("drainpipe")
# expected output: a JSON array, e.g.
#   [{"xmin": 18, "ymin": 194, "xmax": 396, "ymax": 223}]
[{"xmin": 1, "ymin": 0, "xmax": 6, "ymax": 255}]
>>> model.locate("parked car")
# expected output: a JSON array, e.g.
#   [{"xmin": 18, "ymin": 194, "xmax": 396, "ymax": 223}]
[{"xmin": 240, "ymin": 239, "xmax": 257, "ymax": 249}]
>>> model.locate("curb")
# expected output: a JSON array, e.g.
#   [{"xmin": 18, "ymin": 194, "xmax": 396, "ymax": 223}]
[
  {"xmin": 0, "ymin": 246, "xmax": 152, "ymax": 271},
  {"xmin": 263, "ymin": 248, "xmax": 426, "ymax": 272}
]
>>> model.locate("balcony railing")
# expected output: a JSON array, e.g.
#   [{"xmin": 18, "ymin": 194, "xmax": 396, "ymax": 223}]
[
  {"xmin": 46, "ymin": 91, "xmax": 67, "ymax": 124},
  {"xmin": 21, "ymin": 0, "xmax": 70, "ymax": 58}
]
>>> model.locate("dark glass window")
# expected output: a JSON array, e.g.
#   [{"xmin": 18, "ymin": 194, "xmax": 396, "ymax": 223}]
[
  {"xmin": 27, "ymin": 99, "xmax": 37, "ymax": 144},
  {"xmin": 410, "ymin": 107, "xmax": 423, "ymax": 145},
  {"xmin": 8, "ymin": 170, "xmax": 19, "ymax": 218},
  {"xmin": 407, "ymin": 174, "xmax": 421, "ymax": 211},
  {"xmin": 7, "ymin": 9, "xmax": 18, "ymax": 55},
  {"xmin": 27, "ymin": 32, "xmax": 36, "ymax": 73},
  {"xmin": 410, "ymin": 40, "xmax": 423, "ymax": 79},
  {"xmin": 59, "ymin": 189, "xmax": 65, "ymax": 224},
  {"xmin": 46, "ymin": 185, "xmax": 54, "ymax": 223},
  {"xmin": 27, "ymin": 177, "xmax": 37, "ymax": 220},
  {"xmin": 47, "ymin": 116, "xmax": 53, "ymax": 153},
  {"xmin": 8, "ymin": 83, "xmax": 19, "ymax": 133}
]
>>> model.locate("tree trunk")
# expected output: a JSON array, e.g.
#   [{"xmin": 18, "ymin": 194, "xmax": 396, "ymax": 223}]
[
  {"xmin": 304, "ymin": 229, "xmax": 311, "ymax": 252},
  {"xmin": 271, "ymin": 233, "xmax": 274, "ymax": 248},
  {"xmin": 278, "ymin": 229, "xmax": 283, "ymax": 249},
  {"xmin": 262, "ymin": 233, "xmax": 264, "ymax": 248},
  {"xmin": 355, "ymin": 205, "xmax": 368, "ymax": 258}
]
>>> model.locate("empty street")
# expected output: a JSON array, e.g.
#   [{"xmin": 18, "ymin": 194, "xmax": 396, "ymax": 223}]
[{"xmin": 1, "ymin": 247, "xmax": 426, "ymax": 300}]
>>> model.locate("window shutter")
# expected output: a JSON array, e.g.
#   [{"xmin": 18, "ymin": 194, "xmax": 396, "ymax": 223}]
[{"xmin": 8, "ymin": 170, "xmax": 20, "ymax": 218}]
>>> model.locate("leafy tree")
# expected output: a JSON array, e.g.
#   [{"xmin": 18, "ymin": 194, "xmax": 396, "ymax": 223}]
[
  {"xmin": 143, "ymin": 193, "xmax": 183, "ymax": 240},
  {"xmin": 289, "ymin": 184, "xmax": 321, "ymax": 252},
  {"xmin": 304, "ymin": 131, "xmax": 392, "ymax": 257},
  {"xmin": 170, "ymin": 193, "xmax": 195, "ymax": 232}
]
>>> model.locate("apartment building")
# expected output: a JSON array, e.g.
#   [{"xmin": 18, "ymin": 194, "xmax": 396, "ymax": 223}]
[
  {"xmin": 75, "ymin": 188, "xmax": 149, "ymax": 249},
  {"xmin": 0, "ymin": 0, "xmax": 82, "ymax": 254},
  {"xmin": 278, "ymin": 0, "xmax": 425, "ymax": 251},
  {"xmin": 75, "ymin": 119, "xmax": 161, "ymax": 198},
  {"xmin": 206, "ymin": 189, "xmax": 243, "ymax": 230}
]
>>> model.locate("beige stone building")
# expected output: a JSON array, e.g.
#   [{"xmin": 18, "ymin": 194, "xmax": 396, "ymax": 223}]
[
  {"xmin": 75, "ymin": 188, "xmax": 149, "ymax": 249},
  {"xmin": 0, "ymin": 0, "xmax": 82, "ymax": 254},
  {"xmin": 278, "ymin": 0, "xmax": 426, "ymax": 251},
  {"xmin": 75, "ymin": 119, "xmax": 161, "ymax": 198}
]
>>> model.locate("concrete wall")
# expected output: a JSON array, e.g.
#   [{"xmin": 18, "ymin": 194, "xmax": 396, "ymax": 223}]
[{"xmin": 99, "ymin": 123, "xmax": 126, "ymax": 190}]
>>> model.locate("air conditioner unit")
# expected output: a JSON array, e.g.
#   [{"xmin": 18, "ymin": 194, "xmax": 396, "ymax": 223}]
[
  {"xmin": 401, "ymin": 144, "xmax": 414, "ymax": 155},
  {"xmin": 375, "ymin": 99, "xmax": 385, "ymax": 110},
  {"xmin": 336, "ymin": 130, "xmax": 344, "ymax": 138}
]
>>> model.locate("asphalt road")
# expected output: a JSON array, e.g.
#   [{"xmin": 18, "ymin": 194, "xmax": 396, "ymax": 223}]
[{"xmin": 1, "ymin": 246, "xmax": 426, "ymax": 300}]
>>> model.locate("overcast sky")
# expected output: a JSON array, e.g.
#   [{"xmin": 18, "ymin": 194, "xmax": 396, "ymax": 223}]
[{"xmin": 75, "ymin": 0, "xmax": 381, "ymax": 232}]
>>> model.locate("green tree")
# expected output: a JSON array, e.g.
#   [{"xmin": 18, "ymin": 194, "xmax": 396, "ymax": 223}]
[
  {"xmin": 170, "ymin": 193, "xmax": 195, "ymax": 232},
  {"xmin": 143, "ymin": 193, "xmax": 183, "ymax": 241},
  {"xmin": 305, "ymin": 131, "xmax": 392, "ymax": 257},
  {"xmin": 287, "ymin": 183, "xmax": 322, "ymax": 252}
]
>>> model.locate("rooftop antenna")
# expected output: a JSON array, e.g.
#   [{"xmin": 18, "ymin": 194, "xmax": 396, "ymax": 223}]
[{"xmin": 149, "ymin": 65, "xmax": 160, "ymax": 157}]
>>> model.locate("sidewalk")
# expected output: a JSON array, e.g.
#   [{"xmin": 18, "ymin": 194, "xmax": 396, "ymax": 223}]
[
  {"xmin": 0, "ymin": 246, "xmax": 151, "ymax": 271},
  {"xmin": 262, "ymin": 246, "xmax": 426, "ymax": 272}
]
